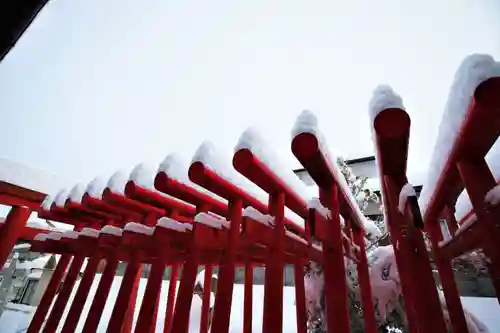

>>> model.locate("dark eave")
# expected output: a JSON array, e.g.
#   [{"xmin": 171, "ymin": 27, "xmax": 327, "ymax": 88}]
[{"xmin": 0, "ymin": 0, "xmax": 50, "ymax": 62}]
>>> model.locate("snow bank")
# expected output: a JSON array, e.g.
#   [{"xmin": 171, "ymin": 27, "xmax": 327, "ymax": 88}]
[
  {"xmin": 157, "ymin": 217, "xmax": 192, "ymax": 232},
  {"xmin": 194, "ymin": 212, "xmax": 230, "ymax": 229},
  {"xmin": 235, "ymin": 127, "xmax": 312, "ymax": 203},
  {"xmin": 62, "ymin": 230, "xmax": 79, "ymax": 239},
  {"xmin": 292, "ymin": 110, "xmax": 382, "ymax": 239},
  {"xmin": 68, "ymin": 183, "xmax": 86, "ymax": 204},
  {"xmin": 107, "ymin": 171, "xmax": 128, "ymax": 195},
  {"xmin": 158, "ymin": 153, "xmax": 226, "ymax": 203},
  {"xmin": 420, "ymin": 54, "xmax": 500, "ymax": 216},
  {"xmin": 80, "ymin": 227, "xmax": 99, "ymax": 238},
  {"xmin": 398, "ymin": 183, "xmax": 416, "ymax": 214},
  {"xmin": 130, "ymin": 163, "xmax": 156, "ymax": 190},
  {"xmin": 485, "ymin": 185, "xmax": 500, "ymax": 206},
  {"xmin": 54, "ymin": 188, "xmax": 70, "ymax": 208},
  {"xmin": 86, "ymin": 176, "xmax": 108, "ymax": 200},
  {"xmin": 368, "ymin": 85, "xmax": 405, "ymax": 125},
  {"xmin": 100, "ymin": 225, "xmax": 123, "ymax": 237},
  {"xmin": 124, "ymin": 222, "xmax": 155, "ymax": 236},
  {"xmin": 242, "ymin": 206, "xmax": 274, "ymax": 226}
]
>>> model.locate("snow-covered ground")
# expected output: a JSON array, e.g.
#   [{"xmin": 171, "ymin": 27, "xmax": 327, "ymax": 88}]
[{"xmin": 0, "ymin": 275, "xmax": 498, "ymax": 332}]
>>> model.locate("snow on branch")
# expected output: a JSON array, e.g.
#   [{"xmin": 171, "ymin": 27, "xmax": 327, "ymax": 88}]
[
  {"xmin": 124, "ymin": 222, "xmax": 155, "ymax": 236},
  {"xmin": 68, "ymin": 183, "xmax": 86, "ymax": 204},
  {"xmin": 398, "ymin": 183, "xmax": 416, "ymax": 214},
  {"xmin": 368, "ymin": 85, "xmax": 405, "ymax": 125},
  {"xmin": 157, "ymin": 217, "xmax": 192, "ymax": 232},
  {"xmin": 485, "ymin": 184, "xmax": 500, "ymax": 206},
  {"xmin": 242, "ymin": 206, "xmax": 275, "ymax": 226},
  {"xmin": 235, "ymin": 127, "xmax": 312, "ymax": 203},
  {"xmin": 194, "ymin": 212, "xmax": 230, "ymax": 229},
  {"xmin": 86, "ymin": 176, "xmax": 108, "ymax": 199},
  {"xmin": 420, "ymin": 54, "xmax": 500, "ymax": 216},
  {"xmin": 292, "ymin": 110, "xmax": 381, "ymax": 239},
  {"xmin": 79, "ymin": 227, "xmax": 99, "ymax": 238},
  {"xmin": 100, "ymin": 225, "xmax": 123, "ymax": 237}
]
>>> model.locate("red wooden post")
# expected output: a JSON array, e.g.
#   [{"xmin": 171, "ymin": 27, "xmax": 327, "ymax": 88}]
[
  {"xmin": 294, "ymin": 257, "xmax": 307, "ymax": 333},
  {"xmin": 427, "ymin": 221, "xmax": 469, "ymax": 333},
  {"xmin": 352, "ymin": 227, "xmax": 377, "ymax": 333},
  {"xmin": 319, "ymin": 186, "xmax": 350, "ymax": 333},
  {"xmin": 135, "ymin": 260, "xmax": 166, "ymax": 333},
  {"xmin": 0, "ymin": 206, "xmax": 31, "ymax": 267},
  {"xmin": 27, "ymin": 254, "xmax": 72, "ymax": 333},
  {"xmin": 199, "ymin": 264, "xmax": 213, "ymax": 333},
  {"xmin": 82, "ymin": 258, "xmax": 119, "ymax": 333},
  {"xmin": 43, "ymin": 255, "xmax": 86, "ymax": 333},
  {"xmin": 262, "ymin": 192, "xmax": 285, "ymax": 333},
  {"xmin": 61, "ymin": 254, "xmax": 103, "ymax": 333},
  {"xmin": 210, "ymin": 199, "xmax": 243, "ymax": 333},
  {"xmin": 243, "ymin": 261, "xmax": 253, "ymax": 333},
  {"xmin": 164, "ymin": 264, "xmax": 179, "ymax": 333},
  {"xmin": 106, "ymin": 260, "xmax": 142, "ymax": 332},
  {"xmin": 122, "ymin": 267, "xmax": 142, "ymax": 333}
]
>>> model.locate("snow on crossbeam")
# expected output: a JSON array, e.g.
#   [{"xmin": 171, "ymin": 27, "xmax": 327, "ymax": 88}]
[
  {"xmin": 45, "ymin": 232, "xmax": 62, "ymax": 241},
  {"xmin": 68, "ymin": 183, "xmax": 86, "ymax": 204},
  {"xmin": 54, "ymin": 188, "xmax": 70, "ymax": 208},
  {"xmin": 34, "ymin": 233, "xmax": 48, "ymax": 241},
  {"xmin": 100, "ymin": 225, "xmax": 123, "ymax": 237},
  {"xmin": 124, "ymin": 222, "xmax": 155, "ymax": 236},
  {"xmin": 243, "ymin": 206, "xmax": 275, "ymax": 226},
  {"xmin": 194, "ymin": 212, "xmax": 230, "ymax": 229},
  {"xmin": 398, "ymin": 183, "xmax": 417, "ymax": 214},
  {"xmin": 419, "ymin": 54, "xmax": 500, "ymax": 218},
  {"xmin": 86, "ymin": 176, "xmax": 107, "ymax": 200},
  {"xmin": 291, "ymin": 110, "xmax": 380, "ymax": 238},
  {"xmin": 307, "ymin": 198, "xmax": 332, "ymax": 219},
  {"xmin": 157, "ymin": 217, "xmax": 193, "ymax": 232},
  {"xmin": 62, "ymin": 230, "xmax": 79, "ymax": 239},
  {"xmin": 79, "ymin": 227, "xmax": 99, "ymax": 238}
]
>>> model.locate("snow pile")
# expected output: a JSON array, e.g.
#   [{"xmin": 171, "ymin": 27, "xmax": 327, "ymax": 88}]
[
  {"xmin": 292, "ymin": 110, "xmax": 382, "ymax": 239},
  {"xmin": 242, "ymin": 206, "xmax": 275, "ymax": 226},
  {"xmin": 100, "ymin": 225, "xmax": 123, "ymax": 237},
  {"xmin": 485, "ymin": 185, "xmax": 500, "ymax": 206},
  {"xmin": 40, "ymin": 195, "xmax": 54, "ymax": 211},
  {"xmin": 107, "ymin": 171, "xmax": 129, "ymax": 195},
  {"xmin": 68, "ymin": 183, "xmax": 86, "ymax": 204},
  {"xmin": 33, "ymin": 233, "xmax": 48, "ymax": 241},
  {"xmin": 54, "ymin": 188, "xmax": 70, "ymax": 208},
  {"xmin": 398, "ymin": 183, "xmax": 416, "ymax": 214},
  {"xmin": 45, "ymin": 232, "xmax": 62, "ymax": 241},
  {"xmin": 307, "ymin": 198, "xmax": 332, "ymax": 219},
  {"xmin": 235, "ymin": 127, "xmax": 312, "ymax": 203},
  {"xmin": 80, "ymin": 227, "xmax": 99, "ymax": 238},
  {"xmin": 158, "ymin": 153, "xmax": 226, "ymax": 203},
  {"xmin": 368, "ymin": 85, "xmax": 405, "ymax": 125},
  {"xmin": 86, "ymin": 176, "xmax": 108, "ymax": 199},
  {"xmin": 130, "ymin": 163, "xmax": 157, "ymax": 190},
  {"xmin": 194, "ymin": 212, "xmax": 230, "ymax": 229},
  {"xmin": 62, "ymin": 230, "xmax": 79, "ymax": 239},
  {"xmin": 420, "ymin": 54, "xmax": 500, "ymax": 216},
  {"xmin": 124, "ymin": 222, "xmax": 155, "ymax": 236},
  {"xmin": 157, "ymin": 217, "xmax": 193, "ymax": 232}
]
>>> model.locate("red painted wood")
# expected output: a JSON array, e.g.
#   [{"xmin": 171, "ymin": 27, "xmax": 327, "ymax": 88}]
[
  {"xmin": 199, "ymin": 264, "xmax": 213, "ymax": 333},
  {"xmin": 243, "ymin": 261, "xmax": 253, "ymax": 333},
  {"xmin": 164, "ymin": 264, "xmax": 179, "ymax": 333},
  {"xmin": 293, "ymin": 258, "xmax": 307, "ymax": 333},
  {"xmin": 0, "ymin": 206, "xmax": 31, "ymax": 267}
]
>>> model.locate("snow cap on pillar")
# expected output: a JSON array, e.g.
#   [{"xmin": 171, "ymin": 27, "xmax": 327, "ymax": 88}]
[
  {"xmin": 130, "ymin": 163, "xmax": 157, "ymax": 190},
  {"xmin": 68, "ymin": 183, "xmax": 86, "ymax": 204},
  {"xmin": 107, "ymin": 170, "xmax": 129, "ymax": 195},
  {"xmin": 86, "ymin": 176, "xmax": 108, "ymax": 199},
  {"xmin": 54, "ymin": 189, "xmax": 70, "ymax": 208}
]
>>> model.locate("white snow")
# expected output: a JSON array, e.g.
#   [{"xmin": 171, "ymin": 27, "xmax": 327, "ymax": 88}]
[
  {"xmin": 41, "ymin": 195, "xmax": 54, "ymax": 211},
  {"xmin": 68, "ymin": 183, "xmax": 86, "ymax": 204},
  {"xmin": 368, "ymin": 85, "xmax": 405, "ymax": 124},
  {"xmin": 158, "ymin": 153, "xmax": 226, "ymax": 203},
  {"xmin": 0, "ymin": 157, "xmax": 65, "ymax": 197},
  {"xmin": 292, "ymin": 110, "xmax": 382, "ymax": 239},
  {"xmin": 156, "ymin": 217, "xmax": 192, "ymax": 232},
  {"xmin": 124, "ymin": 222, "xmax": 155, "ymax": 236},
  {"xmin": 307, "ymin": 198, "xmax": 332, "ymax": 219},
  {"xmin": 194, "ymin": 212, "xmax": 230, "ymax": 229},
  {"xmin": 439, "ymin": 220, "xmax": 451, "ymax": 241},
  {"xmin": 398, "ymin": 183, "xmax": 416, "ymax": 214},
  {"xmin": 100, "ymin": 225, "xmax": 123, "ymax": 237},
  {"xmin": 45, "ymin": 232, "xmax": 62, "ymax": 241},
  {"xmin": 80, "ymin": 227, "xmax": 100, "ymax": 238},
  {"xmin": 33, "ymin": 233, "xmax": 48, "ymax": 241},
  {"xmin": 62, "ymin": 230, "xmax": 79, "ymax": 239},
  {"xmin": 235, "ymin": 127, "xmax": 312, "ymax": 203},
  {"xmin": 107, "ymin": 170, "xmax": 129, "ymax": 196},
  {"xmin": 420, "ymin": 54, "xmax": 500, "ymax": 217},
  {"xmin": 86, "ymin": 176, "xmax": 108, "ymax": 200},
  {"xmin": 54, "ymin": 188, "xmax": 70, "ymax": 208},
  {"xmin": 242, "ymin": 206, "xmax": 275, "ymax": 226},
  {"xmin": 130, "ymin": 163, "xmax": 157, "ymax": 190},
  {"xmin": 13, "ymin": 243, "xmax": 31, "ymax": 251},
  {"xmin": 485, "ymin": 184, "xmax": 500, "ymax": 206},
  {"xmin": 27, "ymin": 270, "xmax": 43, "ymax": 279},
  {"xmin": 16, "ymin": 255, "xmax": 52, "ymax": 271}
]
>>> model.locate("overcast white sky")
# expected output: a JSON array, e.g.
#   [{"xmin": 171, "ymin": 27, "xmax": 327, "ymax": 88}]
[{"xmin": 1, "ymin": 0, "xmax": 499, "ymax": 193}]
